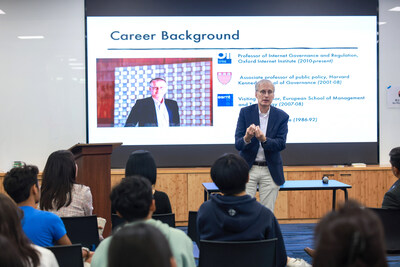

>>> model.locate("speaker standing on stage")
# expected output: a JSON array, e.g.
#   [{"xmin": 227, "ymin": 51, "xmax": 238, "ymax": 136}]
[{"xmin": 235, "ymin": 79, "xmax": 289, "ymax": 212}]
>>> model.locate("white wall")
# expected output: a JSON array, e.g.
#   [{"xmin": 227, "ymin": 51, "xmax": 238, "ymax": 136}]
[
  {"xmin": 379, "ymin": 0, "xmax": 400, "ymax": 164},
  {"xmin": 0, "ymin": 0, "xmax": 86, "ymax": 171},
  {"xmin": 0, "ymin": 0, "xmax": 398, "ymax": 171}
]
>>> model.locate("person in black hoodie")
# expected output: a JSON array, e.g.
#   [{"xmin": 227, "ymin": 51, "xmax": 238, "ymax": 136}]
[{"xmin": 197, "ymin": 153, "xmax": 310, "ymax": 267}]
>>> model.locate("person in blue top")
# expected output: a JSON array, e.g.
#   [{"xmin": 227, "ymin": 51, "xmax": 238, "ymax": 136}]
[
  {"xmin": 3, "ymin": 164, "xmax": 70, "ymax": 247},
  {"xmin": 197, "ymin": 153, "xmax": 310, "ymax": 267}
]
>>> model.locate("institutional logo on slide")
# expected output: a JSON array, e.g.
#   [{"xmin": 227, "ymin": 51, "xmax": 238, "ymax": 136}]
[
  {"xmin": 217, "ymin": 94, "xmax": 233, "ymax": 106},
  {"xmin": 218, "ymin": 53, "xmax": 232, "ymax": 64},
  {"xmin": 217, "ymin": 72, "xmax": 232, "ymax": 85}
]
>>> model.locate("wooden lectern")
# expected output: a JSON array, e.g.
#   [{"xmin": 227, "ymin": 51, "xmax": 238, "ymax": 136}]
[{"xmin": 69, "ymin": 143, "xmax": 122, "ymax": 237}]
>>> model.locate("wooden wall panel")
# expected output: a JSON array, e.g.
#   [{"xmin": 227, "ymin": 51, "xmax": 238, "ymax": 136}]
[
  {"xmin": 332, "ymin": 170, "xmax": 396, "ymax": 208},
  {"xmin": 274, "ymin": 190, "xmax": 288, "ymax": 218},
  {"xmin": 157, "ymin": 173, "xmax": 188, "ymax": 223},
  {"xmin": 284, "ymin": 171, "xmax": 329, "ymax": 219},
  {"xmin": 0, "ymin": 176, "xmax": 5, "ymax": 195},
  {"xmin": 110, "ymin": 172, "xmax": 124, "ymax": 189},
  {"xmin": 187, "ymin": 173, "xmax": 212, "ymax": 212},
  {"xmin": 1, "ymin": 166, "xmax": 394, "ymax": 225}
]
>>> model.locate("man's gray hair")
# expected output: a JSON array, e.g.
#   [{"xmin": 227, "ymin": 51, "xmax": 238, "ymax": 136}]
[
  {"xmin": 255, "ymin": 79, "xmax": 275, "ymax": 92},
  {"xmin": 149, "ymin": 78, "xmax": 166, "ymax": 85}
]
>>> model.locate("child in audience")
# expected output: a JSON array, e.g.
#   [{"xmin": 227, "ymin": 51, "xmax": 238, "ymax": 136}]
[
  {"xmin": 3, "ymin": 165, "xmax": 93, "ymax": 262},
  {"xmin": 92, "ymin": 175, "xmax": 195, "ymax": 267},
  {"xmin": 108, "ymin": 223, "xmax": 176, "ymax": 267},
  {"xmin": 125, "ymin": 150, "xmax": 172, "ymax": 214},
  {"xmin": 312, "ymin": 199, "xmax": 387, "ymax": 267},
  {"xmin": 197, "ymin": 153, "xmax": 311, "ymax": 267},
  {"xmin": 3, "ymin": 165, "xmax": 71, "ymax": 247},
  {"xmin": 40, "ymin": 150, "xmax": 93, "ymax": 216},
  {"xmin": 0, "ymin": 193, "xmax": 59, "ymax": 267}
]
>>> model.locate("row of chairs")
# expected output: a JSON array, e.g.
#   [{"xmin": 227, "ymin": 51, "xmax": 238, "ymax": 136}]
[
  {"xmin": 61, "ymin": 213, "xmax": 179, "ymax": 251},
  {"xmin": 368, "ymin": 208, "xmax": 400, "ymax": 253},
  {"xmin": 46, "ymin": 244, "xmax": 84, "ymax": 267},
  {"xmin": 47, "ymin": 214, "xmax": 179, "ymax": 267},
  {"xmin": 187, "ymin": 211, "xmax": 277, "ymax": 267},
  {"xmin": 57, "ymin": 212, "xmax": 276, "ymax": 267},
  {"xmin": 46, "ymin": 237, "xmax": 278, "ymax": 267},
  {"xmin": 46, "ymin": 208, "xmax": 400, "ymax": 267},
  {"xmin": 196, "ymin": 208, "xmax": 400, "ymax": 267}
]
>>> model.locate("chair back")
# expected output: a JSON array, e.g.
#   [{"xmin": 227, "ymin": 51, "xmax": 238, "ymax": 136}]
[
  {"xmin": 199, "ymin": 238, "xmax": 277, "ymax": 267},
  {"xmin": 46, "ymin": 244, "xmax": 84, "ymax": 267},
  {"xmin": 187, "ymin": 211, "xmax": 199, "ymax": 246},
  {"xmin": 368, "ymin": 208, "xmax": 400, "ymax": 253},
  {"xmin": 61, "ymin": 215, "xmax": 100, "ymax": 251},
  {"xmin": 111, "ymin": 213, "xmax": 126, "ymax": 231},
  {"xmin": 152, "ymin": 213, "xmax": 176, "ymax": 227}
]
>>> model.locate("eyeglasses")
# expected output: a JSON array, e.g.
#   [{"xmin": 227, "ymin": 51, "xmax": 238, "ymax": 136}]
[{"xmin": 257, "ymin": 90, "xmax": 274, "ymax": 95}]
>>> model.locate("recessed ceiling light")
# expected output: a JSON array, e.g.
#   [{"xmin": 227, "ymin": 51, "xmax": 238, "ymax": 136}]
[
  {"xmin": 69, "ymin": 62, "xmax": 83, "ymax": 66},
  {"xmin": 17, "ymin": 36, "xmax": 44, "ymax": 39},
  {"xmin": 378, "ymin": 22, "xmax": 387, "ymax": 25},
  {"xmin": 389, "ymin": 6, "xmax": 400, "ymax": 11},
  {"xmin": 0, "ymin": 9, "xmax": 5, "ymax": 14}
]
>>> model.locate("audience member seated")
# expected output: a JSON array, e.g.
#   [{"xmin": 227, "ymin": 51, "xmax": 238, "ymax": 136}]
[
  {"xmin": 3, "ymin": 165, "xmax": 93, "ymax": 262},
  {"xmin": 197, "ymin": 153, "xmax": 311, "ymax": 267},
  {"xmin": 91, "ymin": 175, "xmax": 195, "ymax": 267},
  {"xmin": 382, "ymin": 147, "xmax": 400, "ymax": 209},
  {"xmin": 40, "ymin": 150, "xmax": 93, "ymax": 217},
  {"xmin": 0, "ymin": 193, "xmax": 59, "ymax": 267},
  {"xmin": 125, "ymin": 150, "xmax": 172, "ymax": 214},
  {"xmin": 3, "ymin": 165, "xmax": 71, "ymax": 247},
  {"xmin": 0, "ymin": 235, "xmax": 25, "ymax": 267},
  {"xmin": 108, "ymin": 223, "xmax": 177, "ymax": 267},
  {"xmin": 312, "ymin": 199, "xmax": 387, "ymax": 267},
  {"xmin": 304, "ymin": 147, "xmax": 400, "ymax": 258}
]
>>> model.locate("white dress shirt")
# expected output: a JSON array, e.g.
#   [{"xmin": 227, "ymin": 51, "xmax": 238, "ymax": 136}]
[
  {"xmin": 153, "ymin": 98, "xmax": 170, "ymax": 127},
  {"xmin": 255, "ymin": 107, "xmax": 270, "ymax": 162}
]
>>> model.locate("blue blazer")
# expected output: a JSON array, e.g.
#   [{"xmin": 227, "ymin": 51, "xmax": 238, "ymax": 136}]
[
  {"xmin": 125, "ymin": 97, "xmax": 180, "ymax": 127},
  {"xmin": 235, "ymin": 104, "xmax": 289, "ymax": 186}
]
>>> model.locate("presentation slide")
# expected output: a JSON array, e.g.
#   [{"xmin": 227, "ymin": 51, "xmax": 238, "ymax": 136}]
[{"xmin": 87, "ymin": 16, "xmax": 377, "ymax": 146}]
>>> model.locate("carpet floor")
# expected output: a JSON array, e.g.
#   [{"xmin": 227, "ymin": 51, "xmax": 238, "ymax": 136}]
[{"xmin": 181, "ymin": 223, "xmax": 400, "ymax": 266}]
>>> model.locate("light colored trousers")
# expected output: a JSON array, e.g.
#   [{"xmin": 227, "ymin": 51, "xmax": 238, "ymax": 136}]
[{"xmin": 246, "ymin": 165, "xmax": 280, "ymax": 212}]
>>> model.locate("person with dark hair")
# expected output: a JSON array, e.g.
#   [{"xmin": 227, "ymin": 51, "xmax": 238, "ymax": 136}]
[
  {"xmin": 382, "ymin": 147, "xmax": 400, "ymax": 209},
  {"xmin": 40, "ymin": 150, "xmax": 93, "ymax": 216},
  {"xmin": 304, "ymin": 147, "xmax": 400, "ymax": 259},
  {"xmin": 125, "ymin": 77, "xmax": 180, "ymax": 127},
  {"xmin": 312, "ymin": 199, "xmax": 387, "ymax": 267},
  {"xmin": 235, "ymin": 79, "xmax": 289, "ymax": 212},
  {"xmin": 3, "ymin": 165, "xmax": 71, "ymax": 247},
  {"xmin": 91, "ymin": 176, "xmax": 195, "ymax": 267},
  {"xmin": 0, "ymin": 193, "xmax": 59, "ymax": 267},
  {"xmin": 108, "ymin": 223, "xmax": 177, "ymax": 267},
  {"xmin": 0, "ymin": 235, "xmax": 25, "ymax": 267},
  {"xmin": 197, "ymin": 153, "xmax": 310, "ymax": 267},
  {"xmin": 125, "ymin": 150, "xmax": 171, "ymax": 214}
]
